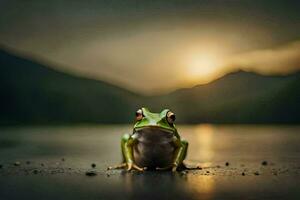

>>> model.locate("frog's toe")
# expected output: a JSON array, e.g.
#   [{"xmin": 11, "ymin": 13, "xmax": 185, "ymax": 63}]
[
  {"xmin": 133, "ymin": 164, "xmax": 145, "ymax": 171},
  {"xmin": 172, "ymin": 166, "xmax": 178, "ymax": 172},
  {"xmin": 127, "ymin": 163, "xmax": 144, "ymax": 172},
  {"xmin": 107, "ymin": 163, "xmax": 127, "ymax": 170}
]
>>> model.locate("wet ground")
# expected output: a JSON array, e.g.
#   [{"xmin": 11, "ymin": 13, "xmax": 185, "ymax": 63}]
[{"xmin": 0, "ymin": 125, "xmax": 300, "ymax": 200}]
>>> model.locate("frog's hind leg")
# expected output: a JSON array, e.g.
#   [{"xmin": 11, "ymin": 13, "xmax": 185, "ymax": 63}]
[{"xmin": 107, "ymin": 134, "xmax": 130, "ymax": 170}]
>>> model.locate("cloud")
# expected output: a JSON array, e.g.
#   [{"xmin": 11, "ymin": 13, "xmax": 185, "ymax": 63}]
[{"xmin": 227, "ymin": 40, "xmax": 300, "ymax": 75}]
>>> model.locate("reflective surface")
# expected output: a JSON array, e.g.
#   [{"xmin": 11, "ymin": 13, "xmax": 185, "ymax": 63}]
[{"xmin": 0, "ymin": 125, "xmax": 300, "ymax": 200}]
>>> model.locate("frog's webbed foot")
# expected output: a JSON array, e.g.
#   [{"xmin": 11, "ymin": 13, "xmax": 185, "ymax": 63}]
[
  {"xmin": 107, "ymin": 163, "xmax": 146, "ymax": 172},
  {"xmin": 155, "ymin": 161, "xmax": 202, "ymax": 172},
  {"xmin": 127, "ymin": 163, "xmax": 146, "ymax": 172},
  {"xmin": 107, "ymin": 163, "xmax": 127, "ymax": 170}
]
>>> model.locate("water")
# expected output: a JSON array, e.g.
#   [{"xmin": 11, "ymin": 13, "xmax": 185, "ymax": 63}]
[
  {"xmin": 0, "ymin": 124, "xmax": 300, "ymax": 200},
  {"xmin": 1, "ymin": 124, "xmax": 299, "ymax": 165}
]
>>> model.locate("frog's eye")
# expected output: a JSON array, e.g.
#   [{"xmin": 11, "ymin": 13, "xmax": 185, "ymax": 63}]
[
  {"xmin": 135, "ymin": 109, "xmax": 143, "ymax": 121},
  {"xmin": 166, "ymin": 111, "xmax": 176, "ymax": 124}
]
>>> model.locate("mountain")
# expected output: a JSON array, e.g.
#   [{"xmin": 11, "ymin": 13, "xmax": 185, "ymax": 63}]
[
  {"xmin": 0, "ymin": 48, "xmax": 142, "ymax": 125},
  {"xmin": 153, "ymin": 70, "xmax": 300, "ymax": 123},
  {"xmin": 0, "ymin": 48, "xmax": 299, "ymax": 125}
]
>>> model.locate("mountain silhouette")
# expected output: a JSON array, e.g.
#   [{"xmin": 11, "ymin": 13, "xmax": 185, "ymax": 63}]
[
  {"xmin": 0, "ymin": 48, "xmax": 142, "ymax": 125},
  {"xmin": 0, "ymin": 48, "xmax": 299, "ymax": 125},
  {"xmin": 155, "ymin": 70, "xmax": 300, "ymax": 123}
]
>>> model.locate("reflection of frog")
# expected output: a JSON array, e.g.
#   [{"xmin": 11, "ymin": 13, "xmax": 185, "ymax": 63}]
[{"xmin": 108, "ymin": 108, "xmax": 190, "ymax": 172}]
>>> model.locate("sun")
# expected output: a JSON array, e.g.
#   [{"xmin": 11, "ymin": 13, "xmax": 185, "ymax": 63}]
[
  {"xmin": 184, "ymin": 53, "xmax": 221, "ymax": 83},
  {"xmin": 187, "ymin": 58, "xmax": 216, "ymax": 76}
]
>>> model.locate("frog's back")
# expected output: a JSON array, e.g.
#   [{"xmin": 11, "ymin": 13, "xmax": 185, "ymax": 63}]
[{"xmin": 132, "ymin": 127, "xmax": 176, "ymax": 169}]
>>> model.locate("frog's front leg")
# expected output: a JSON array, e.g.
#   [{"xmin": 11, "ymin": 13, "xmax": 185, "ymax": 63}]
[
  {"xmin": 171, "ymin": 138, "xmax": 189, "ymax": 171},
  {"xmin": 156, "ymin": 138, "xmax": 188, "ymax": 172},
  {"xmin": 107, "ymin": 134, "xmax": 144, "ymax": 171}
]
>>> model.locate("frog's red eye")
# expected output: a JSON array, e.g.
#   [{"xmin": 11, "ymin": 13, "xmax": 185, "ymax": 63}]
[
  {"xmin": 135, "ymin": 109, "xmax": 143, "ymax": 121},
  {"xmin": 167, "ymin": 111, "xmax": 176, "ymax": 124}
]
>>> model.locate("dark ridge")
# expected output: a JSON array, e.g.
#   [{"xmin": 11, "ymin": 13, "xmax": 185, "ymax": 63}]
[
  {"xmin": 0, "ymin": 48, "xmax": 143, "ymax": 125},
  {"xmin": 1, "ymin": 47, "xmax": 299, "ymax": 125}
]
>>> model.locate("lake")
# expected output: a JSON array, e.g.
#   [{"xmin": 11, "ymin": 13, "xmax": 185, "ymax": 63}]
[{"xmin": 0, "ymin": 124, "xmax": 300, "ymax": 200}]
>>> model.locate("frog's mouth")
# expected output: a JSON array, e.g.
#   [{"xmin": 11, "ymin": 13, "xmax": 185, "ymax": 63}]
[
  {"xmin": 133, "ymin": 126, "xmax": 175, "ymax": 142},
  {"xmin": 134, "ymin": 126, "xmax": 175, "ymax": 134},
  {"xmin": 134, "ymin": 125, "xmax": 174, "ymax": 133}
]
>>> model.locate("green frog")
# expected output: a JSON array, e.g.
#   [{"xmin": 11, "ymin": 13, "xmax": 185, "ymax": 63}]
[{"xmin": 108, "ymin": 107, "xmax": 193, "ymax": 172}]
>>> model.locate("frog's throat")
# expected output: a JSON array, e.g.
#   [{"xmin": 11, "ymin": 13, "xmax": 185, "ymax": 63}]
[{"xmin": 134, "ymin": 126, "xmax": 175, "ymax": 134}]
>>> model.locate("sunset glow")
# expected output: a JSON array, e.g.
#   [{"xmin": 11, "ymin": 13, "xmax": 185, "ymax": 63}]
[
  {"xmin": 184, "ymin": 53, "xmax": 222, "ymax": 84},
  {"xmin": 0, "ymin": 1, "xmax": 299, "ymax": 94}
]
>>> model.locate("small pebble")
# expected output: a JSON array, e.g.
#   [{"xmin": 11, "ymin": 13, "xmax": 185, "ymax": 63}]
[
  {"xmin": 26, "ymin": 161, "xmax": 31, "ymax": 165},
  {"xmin": 242, "ymin": 172, "xmax": 245, "ymax": 176},
  {"xmin": 225, "ymin": 162, "xmax": 229, "ymax": 166},
  {"xmin": 91, "ymin": 163, "xmax": 96, "ymax": 168},
  {"xmin": 273, "ymin": 172, "xmax": 278, "ymax": 176},
  {"xmin": 41, "ymin": 163, "xmax": 44, "ymax": 167},
  {"xmin": 85, "ymin": 171, "xmax": 97, "ymax": 176},
  {"xmin": 61, "ymin": 158, "xmax": 65, "ymax": 161},
  {"xmin": 254, "ymin": 171, "xmax": 260, "ymax": 176},
  {"xmin": 14, "ymin": 161, "xmax": 21, "ymax": 166},
  {"xmin": 33, "ymin": 169, "xmax": 38, "ymax": 174},
  {"xmin": 0, "ymin": 164, "xmax": 2, "ymax": 169},
  {"xmin": 206, "ymin": 171, "xmax": 210, "ymax": 173},
  {"xmin": 261, "ymin": 161, "xmax": 268, "ymax": 166}
]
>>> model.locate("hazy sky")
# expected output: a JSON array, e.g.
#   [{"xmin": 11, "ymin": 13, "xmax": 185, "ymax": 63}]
[{"xmin": 1, "ymin": 0, "xmax": 300, "ymax": 94}]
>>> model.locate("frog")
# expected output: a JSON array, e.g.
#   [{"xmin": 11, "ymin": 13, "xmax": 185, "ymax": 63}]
[{"xmin": 108, "ymin": 107, "xmax": 196, "ymax": 172}]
